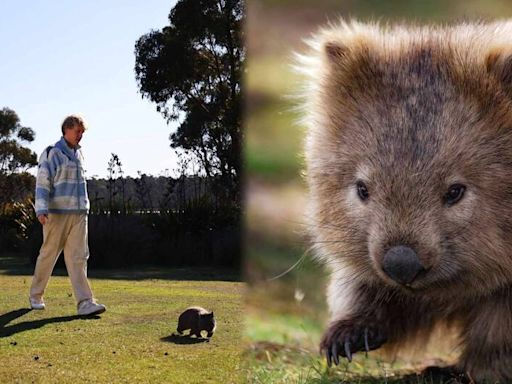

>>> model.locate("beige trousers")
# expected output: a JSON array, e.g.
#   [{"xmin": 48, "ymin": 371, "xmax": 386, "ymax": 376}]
[{"xmin": 30, "ymin": 213, "xmax": 94, "ymax": 304}]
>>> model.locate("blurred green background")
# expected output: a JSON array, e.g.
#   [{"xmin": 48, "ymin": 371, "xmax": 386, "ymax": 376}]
[{"xmin": 245, "ymin": 1, "xmax": 512, "ymax": 382}]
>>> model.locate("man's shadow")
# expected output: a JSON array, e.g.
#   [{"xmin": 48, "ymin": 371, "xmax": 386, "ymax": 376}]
[
  {"xmin": 0, "ymin": 308, "xmax": 100, "ymax": 338},
  {"xmin": 160, "ymin": 333, "xmax": 210, "ymax": 345}
]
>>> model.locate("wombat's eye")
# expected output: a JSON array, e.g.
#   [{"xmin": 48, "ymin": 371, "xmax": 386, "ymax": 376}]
[
  {"xmin": 444, "ymin": 184, "xmax": 466, "ymax": 206},
  {"xmin": 356, "ymin": 180, "xmax": 369, "ymax": 201}
]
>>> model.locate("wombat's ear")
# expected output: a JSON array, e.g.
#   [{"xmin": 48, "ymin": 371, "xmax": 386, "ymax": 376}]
[{"xmin": 486, "ymin": 48, "xmax": 512, "ymax": 94}]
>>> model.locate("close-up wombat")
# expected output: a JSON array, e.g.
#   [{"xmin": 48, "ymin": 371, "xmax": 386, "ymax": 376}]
[
  {"xmin": 300, "ymin": 19, "xmax": 512, "ymax": 382},
  {"xmin": 176, "ymin": 306, "xmax": 216, "ymax": 338}
]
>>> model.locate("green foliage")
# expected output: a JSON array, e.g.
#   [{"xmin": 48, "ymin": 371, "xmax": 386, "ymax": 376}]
[
  {"xmin": 106, "ymin": 153, "xmax": 128, "ymax": 214},
  {"xmin": 0, "ymin": 108, "xmax": 36, "ymax": 175},
  {"xmin": 11, "ymin": 198, "xmax": 36, "ymax": 241},
  {"xmin": 150, "ymin": 195, "xmax": 241, "ymax": 267},
  {"xmin": 134, "ymin": 171, "xmax": 154, "ymax": 211},
  {"xmin": 134, "ymin": 0, "xmax": 245, "ymax": 202},
  {"xmin": 0, "ymin": 108, "xmax": 37, "ymax": 215},
  {"xmin": 0, "ymin": 173, "xmax": 35, "ymax": 214},
  {"xmin": 0, "ymin": 108, "xmax": 37, "ymax": 251}
]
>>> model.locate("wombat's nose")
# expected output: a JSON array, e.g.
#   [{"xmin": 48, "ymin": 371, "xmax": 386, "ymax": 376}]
[{"xmin": 382, "ymin": 245, "xmax": 425, "ymax": 285}]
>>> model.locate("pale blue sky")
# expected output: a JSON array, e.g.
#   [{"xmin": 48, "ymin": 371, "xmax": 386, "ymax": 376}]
[{"xmin": 0, "ymin": 1, "xmax": 179, "ymax": 178}]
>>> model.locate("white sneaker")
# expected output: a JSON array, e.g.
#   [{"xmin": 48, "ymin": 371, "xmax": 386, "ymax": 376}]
[
  {"xmin": 77, "ymin": 299, "xmax": 106, "ymax": 316},
  {"xmin": 29, "ymin": 297, "xmax": 45, "ymax": 310}
]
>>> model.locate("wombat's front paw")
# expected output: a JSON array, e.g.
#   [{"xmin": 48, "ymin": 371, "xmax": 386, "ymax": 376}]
[{"xmin": 320, "ymin": 320, "xmax": 387, "ymax": 366}]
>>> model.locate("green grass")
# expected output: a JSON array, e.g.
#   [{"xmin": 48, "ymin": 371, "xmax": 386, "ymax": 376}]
[
  {"xmin": 0, "ymin": 258, "xmax": 243, "ymax": 383},
  {"xmin": 244, "ymin": 303, "xmax": 397, "ymax": 384},
  {"xmin": 244, "ymin": 308, "xmax": 461, "ymax": 384}
]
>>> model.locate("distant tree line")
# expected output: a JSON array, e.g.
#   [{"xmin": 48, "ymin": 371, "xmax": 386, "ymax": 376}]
[
  {"xmin": 87, "ymin": 158, "xmax": 216, "ymax": 214},
  {"xmin": 82, "ymin": 153, "xmax": 240, "ymax": 269}
]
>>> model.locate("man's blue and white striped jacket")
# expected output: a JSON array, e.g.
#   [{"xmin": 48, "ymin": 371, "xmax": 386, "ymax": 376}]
[{"xmin": 35, "ymin": 137, "xmax": 89, "ymax": 217}]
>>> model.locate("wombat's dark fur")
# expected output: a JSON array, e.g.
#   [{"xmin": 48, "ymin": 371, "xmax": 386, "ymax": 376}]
[
  {"xmin": 299, "ymin": 20, "xmax": 512, "ymax": 383},
  {"xmin": 177, "ymin": 306, "xmax": 216, "ymax": 338}
]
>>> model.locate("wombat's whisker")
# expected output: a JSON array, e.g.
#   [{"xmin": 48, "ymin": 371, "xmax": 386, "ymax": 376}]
[{"xmin": 266, "ymin": 250, "xmax": 311, "ymax": 282}]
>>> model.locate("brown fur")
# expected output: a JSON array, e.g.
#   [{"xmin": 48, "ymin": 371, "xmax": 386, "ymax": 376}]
[
  {"xmin": 300, "ymin": 20, "xmax": 512, "ymax": 383},
  {"xmin": 176, "ymin": 306, "xmax": 216, "ymax": 338}
]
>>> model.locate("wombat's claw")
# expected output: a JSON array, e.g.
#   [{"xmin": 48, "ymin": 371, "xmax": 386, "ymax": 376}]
[
  {"xmin": 332, "ymin": 342, "xmax": 339, "ymax": 365},
  {"xmin": 325, "ymin": 346, "xmax": 332, "ymax": 367},
  {"xmin": 344, "ymin": 339, "xmax": 352, "ymax": 362},
  {"xmin": 321, "ymin": 322, "xmax": 386, "ymax": 367},
  {"xmin": 325, "ymin": 342, "xmax": 342, "ymax": 366},
  {"xmin": 364, "ymin": 327, "xmax": 370, "ymax": 352}
]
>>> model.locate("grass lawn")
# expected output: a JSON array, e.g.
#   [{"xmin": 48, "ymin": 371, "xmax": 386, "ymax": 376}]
[
  {"xmin": 0, "ymin": 257, "xmax": 243, "ymax": 383},
  {"xmin": 245, "ymin": 295, "xmax": 462, "ymax": 384}
]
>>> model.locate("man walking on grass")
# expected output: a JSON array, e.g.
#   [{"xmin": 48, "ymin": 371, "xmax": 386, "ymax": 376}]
[{"xmin": 29, "ymin": 115, "xmax": 106, "ymax": 316}]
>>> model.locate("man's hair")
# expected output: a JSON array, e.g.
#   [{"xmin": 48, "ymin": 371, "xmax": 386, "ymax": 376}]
[{"xmin": 61, "ymin": 115, "xmax": 87, "ymax": 135}]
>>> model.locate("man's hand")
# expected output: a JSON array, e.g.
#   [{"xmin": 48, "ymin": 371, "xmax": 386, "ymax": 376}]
[{"xmin": 38, "ymin": 214, "xmax": 48, "ymax": 226}]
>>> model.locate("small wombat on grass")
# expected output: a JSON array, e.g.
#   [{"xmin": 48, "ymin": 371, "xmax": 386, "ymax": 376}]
[
  {"xmin": 177, "ymin": 307, "xmax": 216, "ymax": 338},
  {"xmin": 299, "ymin": 19, "xmax": 512, "ymax": 382}
]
